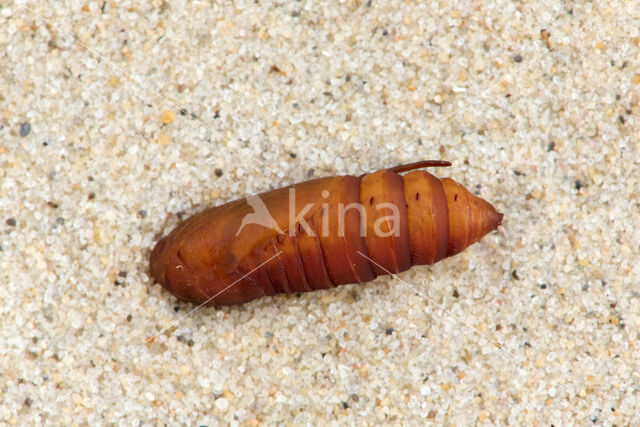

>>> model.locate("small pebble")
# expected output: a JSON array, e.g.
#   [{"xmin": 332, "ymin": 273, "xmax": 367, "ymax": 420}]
[
  {"xmin": 157, "ymin": 134, "xmax": 170, "ymax": 145},
  {"xmin": 215, "ymin": 397, "xmax": 229, "ymax": 411},
  {"xmin": 513, "ymin": 54, "xmax": 523, "ymax": 63},
  {"xmin": 6, "ymin": 218, "xmax": 16, "ymax": 227},
  {"xmin": 20, "ymin": 122, "xmax": 31, "ymax": 137},
  {"xmin": 358, "ymin": 365, "xmax": 369, "ymax": 377},
  {"xmin": 161, "ymin": 110, "xmax": 176, "ymax": 124},
  {"xmin": 215, "ymin": 168, "xmax": 224, "ymax": 177}
]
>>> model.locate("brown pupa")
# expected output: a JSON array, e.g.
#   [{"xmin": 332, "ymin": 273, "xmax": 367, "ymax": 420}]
[{"xmin": 149, "ymin": 161, "xmax": 502, "ymax": 306}]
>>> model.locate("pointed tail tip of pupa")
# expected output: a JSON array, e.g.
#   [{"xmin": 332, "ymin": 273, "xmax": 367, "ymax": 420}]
[{"xmin": 485, "ymin": 208, "xmax": 503, "ymax": 233}]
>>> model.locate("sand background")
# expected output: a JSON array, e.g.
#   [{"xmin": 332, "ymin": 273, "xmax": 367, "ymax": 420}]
[{"xmin": 1, "ymin": 0, "xmax": 640, "ymax": 424}]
